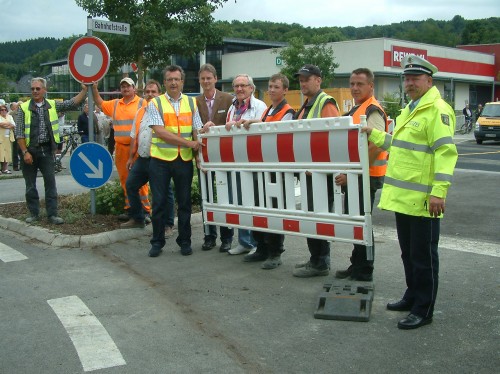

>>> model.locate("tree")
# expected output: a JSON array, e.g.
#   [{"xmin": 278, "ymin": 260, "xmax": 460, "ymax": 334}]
[
  {"xmin": 75, "ymin": 0, "xmax": 230, "ymax": 90},
  {"xmin": 274, "ymin": 36, "xmax": 339, "ymax": 90}
]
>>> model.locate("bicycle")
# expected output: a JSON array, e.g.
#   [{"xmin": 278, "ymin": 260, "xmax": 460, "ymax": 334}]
[
  {"xmin": 55, "ymin": 125, "xmax": 81, "ymax": 173},
  {"xmin": 456, "ymin": 116, "xmax": 473, "ymax": 135}
]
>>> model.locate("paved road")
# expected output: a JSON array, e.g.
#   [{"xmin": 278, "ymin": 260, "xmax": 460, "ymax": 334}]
[{"xmin": 1, "ymin": 134, "xmax": 498, "ymax": 373}]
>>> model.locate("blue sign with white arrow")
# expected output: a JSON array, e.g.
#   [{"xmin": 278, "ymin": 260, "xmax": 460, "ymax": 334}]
[{"xmin": 69, "ymin": 143, "xmax": 113, "ymax": 189}]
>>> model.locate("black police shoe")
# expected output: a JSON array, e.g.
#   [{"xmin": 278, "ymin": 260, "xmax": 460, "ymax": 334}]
[
  {"xmin": 387, "ymin": 299, "xmax": 412, "ymax": 311},
  {"xmin": 397, "ymin": 313, "xmax": 432, "ymax": 330}
]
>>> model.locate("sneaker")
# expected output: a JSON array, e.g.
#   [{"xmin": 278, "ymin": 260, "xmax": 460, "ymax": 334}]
[
  {"xmin": 120, "ymin": 219, "xmax": 145, "ymax": 229},
  {"xmin": 293, "ymin": 263, "xmax": 329, "ymax": 278},
  {"xmin": 261, "ymin": 256, "xmax": 282, "ymax": 270},
  {"xmin": 335, "ymin": 266, "xmax": 353, "ymax": 279},
  {"xmin": 148, "ymin": 247, "xmax": 162, "ymax": 257},
  {"xmin": 243, "ymin": 251, "xmax": 267, "ymax": 262},
  {"xmin": 25, "ymin": 216, "xmax": 39, "ymax": 224},
  {"xmin": 144, "ymin": 215, "xmax": 152, "ymax": 224},
  {"xmin": 48, "ymin": 216, "xmax": 64, "ymax": 225},
  {"xmin": 228, "ymin": 244, "xmax": 252, "ymax": 255},
  {"xmin": 219, "ymin": 242, "xmax": 231, "ymax": 253},
  {"xmin": 165, "ymin": 226, "xmax": 174, "ymax": 238},
  {"xmin": 117, "ymin": 213, "xmax": 130, "ymax": 222},
  {"xmin": 294, "ymin": 260, "xmax": 310, "ymax": 268},
  {"xmin": 180, "ymin": 246, "xmax": 193, "ymax": 256}
]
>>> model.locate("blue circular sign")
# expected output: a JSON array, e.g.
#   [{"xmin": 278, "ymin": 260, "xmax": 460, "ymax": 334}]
[{"xmin": 69, "ymin": 143, "xmax": 113, "ymax": 189}]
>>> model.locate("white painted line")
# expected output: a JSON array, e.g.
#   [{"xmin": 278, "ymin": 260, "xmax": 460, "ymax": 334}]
[
  {"xmin": 374, "ymin": 226, "xmax": 500, "ymax": 258},
  {"xmin": 0, "ymin": 242, "xmax": 28, "ymax": 262},
  {"xmin": 47, "ymin": 295, "xmax": 126, "ymax": 372}
]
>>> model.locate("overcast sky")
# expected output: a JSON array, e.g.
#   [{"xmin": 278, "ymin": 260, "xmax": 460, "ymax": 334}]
[{"xmin": 0, "ymin": 0, "xmax": 498, "ymax": 43}]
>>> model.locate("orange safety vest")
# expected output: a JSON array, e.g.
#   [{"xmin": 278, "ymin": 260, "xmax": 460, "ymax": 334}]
[
  {"xmin": 261, "ymin": 100, "xmax": 295, "ymax": 122},
  {"xmin": 105, "ymin": 96, "xmax": 145, "ymax": 145},
  {"xmin": 350, "ymin": 96, "xmax": 388, "ymax": 177}
]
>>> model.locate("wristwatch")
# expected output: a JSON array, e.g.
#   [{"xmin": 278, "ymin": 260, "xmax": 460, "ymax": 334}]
[{"xmin": 22, "ymin": 150, "xmax": 29, "ymax": 156}]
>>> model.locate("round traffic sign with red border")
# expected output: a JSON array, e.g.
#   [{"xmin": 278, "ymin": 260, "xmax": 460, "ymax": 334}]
[{"xmin": 68, "ymin": 36, "xmax": 110, "ymax": 84}]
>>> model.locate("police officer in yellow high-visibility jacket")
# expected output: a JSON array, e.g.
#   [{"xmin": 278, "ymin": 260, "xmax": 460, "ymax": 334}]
[
  {"xmin": 363, "ymin": 55, "xmax": 458, "ymax": 330},
  {"xmin": 146, "ymin": 65, "xmax": 203, "ymax": 258}
]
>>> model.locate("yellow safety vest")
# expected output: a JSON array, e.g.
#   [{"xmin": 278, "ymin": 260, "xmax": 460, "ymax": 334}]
[
  {"xmin": 150, "ymin": 94, "xmax": 196, "ymax": 161},
  {"xmin": 369, "ymin": 86, "xmax": 458, "ymax": 217},
  {"xmin": 306, "ymin": 92, "xmax": 338, "ymax": 119},
  {"xmin": 21, "ymin": 99, "xmax": 60, "ymax": 146}
]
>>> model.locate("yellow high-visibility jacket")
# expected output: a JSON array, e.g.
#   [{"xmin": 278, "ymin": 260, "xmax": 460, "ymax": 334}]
[{"xmin": 369, "ymin": 86, "xmax": 458, "ymax": 217}]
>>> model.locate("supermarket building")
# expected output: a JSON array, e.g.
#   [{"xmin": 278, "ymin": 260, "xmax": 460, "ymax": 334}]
[{"xmin": 220, "ymin": 38, "xmax": 498, "ymax": 111}]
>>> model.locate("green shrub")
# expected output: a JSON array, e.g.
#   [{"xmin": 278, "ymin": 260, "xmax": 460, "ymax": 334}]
[
  {"xmin": 95, "ymin": 179, "xmax": 126, "ymax": 215},
  {"xmin": 191, "ymin": 173, "xmax": 201, "ymax": 209}
]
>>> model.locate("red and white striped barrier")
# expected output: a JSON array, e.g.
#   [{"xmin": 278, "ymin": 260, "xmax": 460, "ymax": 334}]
[{"xmin": 199, "ymin": 116, "xmax": 373, "ymax": 253}]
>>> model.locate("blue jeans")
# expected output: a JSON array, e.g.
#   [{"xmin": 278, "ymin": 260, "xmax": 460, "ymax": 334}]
[
  {"xmin": 126, "ymin": 156, "xmax": 174, "ymax": 224},
  {"xmin": 149, "ymin": 157, "xmax": 193, "ymax": 250},
  {"xmin": 21, "ymin": 143, "xmax": 58, "ymax": 217},
  {"xmin": 238, "ymin": 229, "xmax": 256, "ymax": 248}
]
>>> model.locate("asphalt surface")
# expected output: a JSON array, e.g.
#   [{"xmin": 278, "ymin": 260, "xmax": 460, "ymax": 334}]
[{"xmin": 1, "ymin": 131, "xmax": 499, "ymax": 373}]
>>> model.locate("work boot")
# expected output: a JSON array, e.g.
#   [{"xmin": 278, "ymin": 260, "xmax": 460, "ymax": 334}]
[
  {"xmin": 335, "ymin": 265, "xmax": 353, "ymax": 279},
  {"xmin": 120, "ymin": 219, "xmax": 145, "ymax": 229},
  {"xmin": 48, "ymin": 216, "xmax": 64, "ymax": 225},
  {"xmin": 261, "ymin": 256, "xmax": 282, "ymax": 270},
  {"xmin": 293, "ymin": 262, "xmax": 329, "ymax": 278}
]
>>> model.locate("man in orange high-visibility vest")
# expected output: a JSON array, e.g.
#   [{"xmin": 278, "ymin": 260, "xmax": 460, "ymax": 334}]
[
  {"xmin": 92, "ymin": 78, "xmax": 150, "ymax": 221},
  {"xmin": 335, "ymin": 68, "xmax": 388, "ymax": 282}
]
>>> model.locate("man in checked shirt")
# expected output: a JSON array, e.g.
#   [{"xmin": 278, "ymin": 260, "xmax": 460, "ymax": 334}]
[{"xmin": 16, "ymin": 77, "xmax": 88, "ymax": 225}]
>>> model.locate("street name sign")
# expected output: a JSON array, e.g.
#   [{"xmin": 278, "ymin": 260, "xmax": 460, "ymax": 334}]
[
  {"xmin": 70, "ymin": 143, "xmax": 113, "ymax": 189},
  {"xmin": 88, "ymin": 18, "xmax": 130, "ymax": 35}
]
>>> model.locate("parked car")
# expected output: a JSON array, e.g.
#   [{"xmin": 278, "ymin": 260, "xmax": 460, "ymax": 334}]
[{"xmin": 474, "ymin": 102, "xmax": 500, "ymax": 144}]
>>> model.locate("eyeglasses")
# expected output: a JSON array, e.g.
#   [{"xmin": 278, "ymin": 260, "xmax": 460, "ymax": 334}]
[
  {"xmin": 0, "ymin": 109, "xmax": 7, "ymax": 112},
  {"xmin": 31, "ymin": 87, "xmax": 43, "ymax": 91},
  {"xmin": 165, "ymin": 78, "xmax": 182, "ymax": 82},
  {"xmin": 233, "ymin": 84, "xmax": 250, "ymax": 89}
]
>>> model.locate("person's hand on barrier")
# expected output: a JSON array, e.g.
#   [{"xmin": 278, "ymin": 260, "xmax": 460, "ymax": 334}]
[
  {"xmin": 429, "ymin": 196, "xmax": 445, "ymax": 218},
  {"xmin": 201, "ymin": 121, "xmax": 215, "ymax": 134},
  {"xmin": 241, "ymin": 119, "xmax": 255, "ymax": 130},
  {"xmin": 225, "ymin": 121, "xmax": 236, "ymax": 131},
  {"xmin": 360, "ymin": 126, "xmax": 373, "ymax": 136},
  {"xmin": 335, "ymin": 173, "xmax": 347, "ymax": 186},
  {"xmin": 189, "ymin": 139, "xmax": 204, "ymax": 152}
]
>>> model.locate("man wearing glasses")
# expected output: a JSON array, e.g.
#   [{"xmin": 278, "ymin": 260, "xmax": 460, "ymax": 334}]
[
  {"xmin": 146, "ymin": 65, "xmax": 203, "ymax": 258},
  {"xmin": 16, "ymin": 77, "xmax": 88, "ymax": 224}
]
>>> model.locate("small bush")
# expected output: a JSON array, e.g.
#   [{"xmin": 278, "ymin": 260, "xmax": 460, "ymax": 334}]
[{"xmin": 95, "ymin": 179, "xmax": 126, "ymax": 215}]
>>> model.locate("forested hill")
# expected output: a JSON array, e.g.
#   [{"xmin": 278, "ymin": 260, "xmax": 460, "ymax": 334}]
[
  {"xmin": 219, "ymin": 16, "xmax": 500, "ymax": 46},
  {"xmin": 0, "ymin": 38, "xmax": 62, "ymax": 64}
]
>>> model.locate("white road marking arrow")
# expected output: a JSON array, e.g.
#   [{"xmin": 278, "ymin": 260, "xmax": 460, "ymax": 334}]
[{"xmin": 78, "ymin": 152, "xmax": 103, "ymax": 178}]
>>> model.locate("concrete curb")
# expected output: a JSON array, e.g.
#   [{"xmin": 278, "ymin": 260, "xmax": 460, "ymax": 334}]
[{"xmin": 0, "ymin": 212, "xmax": 204, "ymax": 248}]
